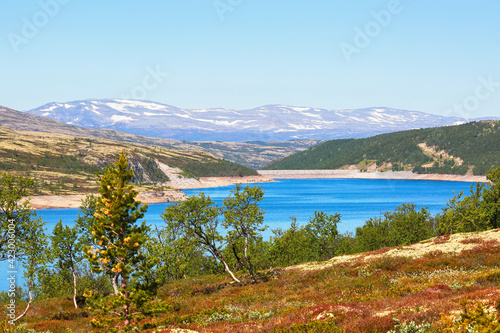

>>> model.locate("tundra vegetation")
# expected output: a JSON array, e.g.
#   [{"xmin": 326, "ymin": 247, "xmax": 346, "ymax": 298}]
[{"xmin": 1, "ymin": 155, "xmax": 500, "ymax": 332}]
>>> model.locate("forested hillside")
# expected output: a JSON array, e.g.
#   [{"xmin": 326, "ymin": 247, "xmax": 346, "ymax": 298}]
[{"xmin": 263, "ymin": 121, "xmax": 500, "ymax": 175}]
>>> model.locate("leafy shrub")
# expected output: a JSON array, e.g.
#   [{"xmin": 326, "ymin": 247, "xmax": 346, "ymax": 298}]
[
  {"xmin": 440, "ymin": 301, "xmax": 500, "ymax": 332},
  {"xmin": 476, "ymin": 269, "xmax": 500, "ymax": 285},
  {"xmin": 387, "ymin": 319, "xmax": 431, "ymax": 333},
  {"xmin": 354, "ymin": 203, "xmax": 435, "ymax": 253},
  {"xmin": 371, "ymin": 256, "xmax": 408, "ymax": 272}
]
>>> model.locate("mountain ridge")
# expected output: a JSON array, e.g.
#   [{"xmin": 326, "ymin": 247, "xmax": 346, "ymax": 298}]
[
  {"xmin": 26, "ymin": 99, "xmax": 474, "ymax": 142},
  {"xmin": 0, "ymin": 105, "xmax": 322, "ymax": 168}
]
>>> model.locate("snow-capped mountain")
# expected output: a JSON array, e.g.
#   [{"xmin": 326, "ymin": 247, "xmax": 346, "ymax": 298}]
[{"xmin": 27, "ymin": 99, "xmax": 469, "ymax": 142}]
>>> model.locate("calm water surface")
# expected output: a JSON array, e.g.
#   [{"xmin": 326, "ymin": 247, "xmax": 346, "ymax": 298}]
[{"xmin": 1, "ymin": 178, "xmax": 477, "ymax": 291}]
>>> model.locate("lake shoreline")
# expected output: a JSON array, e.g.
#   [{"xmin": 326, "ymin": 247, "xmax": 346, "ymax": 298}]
[
  {"xmin": 28, "ymin": 171, "xmax": 486, "ymax": 209},
  {"xmin": 258, "ymin": 170, "xmax": 488, "ymax": 183},
  {"xmin": 28, "ymin": 189, "xmax": 188, "ymax": 210},
  {"xmin": 28, "ymin": 175, "xmax": 274, "ymax": 209}
]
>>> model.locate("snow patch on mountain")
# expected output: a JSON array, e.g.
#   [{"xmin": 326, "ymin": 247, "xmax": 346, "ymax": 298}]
[
  {"xmin": 111, "ymin": 115, "xmax": 136, "ymax": 123},
  {"xmin": 26, "ymin": 99, "xmax": 471, "ymax": 142}
]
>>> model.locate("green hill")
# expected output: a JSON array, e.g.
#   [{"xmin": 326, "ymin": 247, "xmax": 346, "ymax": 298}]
[{"xmin": 263, "ymin": 121, "xmax": 500, "ymax": 175}]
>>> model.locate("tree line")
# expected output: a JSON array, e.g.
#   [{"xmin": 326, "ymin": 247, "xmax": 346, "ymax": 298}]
[{"xmin": 1, "ymin": 151, "xmax": 499, "ymax": 332}]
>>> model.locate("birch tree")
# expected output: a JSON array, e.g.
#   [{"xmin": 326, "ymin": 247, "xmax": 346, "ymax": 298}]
[
  {"xmin": 161, "ymin": 193, "xmax": 242, "ymax": 284},
  {"xmin": 0, "ymin": 173, "xmax": 48, "ymax": 323},
  {"xmin": 222, "ymin": 184, "xmax": 266, "ymax": 282},
  {"xmin": 51, "ymin": 220, "xmax": 81, "ymax": 309}
]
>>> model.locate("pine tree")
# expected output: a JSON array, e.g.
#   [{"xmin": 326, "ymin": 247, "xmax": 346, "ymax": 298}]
[{"xmin": 83, "ymin": 151, "xmax": 157, "ymax": 331}]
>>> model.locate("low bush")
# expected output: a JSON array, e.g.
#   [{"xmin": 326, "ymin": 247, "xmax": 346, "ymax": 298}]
[
  {"xmin": 387, "ymin": 319, "xmax": 431, "ymax": 333},
  {"xmin": 271, "ymin": 320, "xmax": 344, "ymax": 333},
  {"xmin": 440, "ymin": 300, "xmax": 500, "ymax": 332}
]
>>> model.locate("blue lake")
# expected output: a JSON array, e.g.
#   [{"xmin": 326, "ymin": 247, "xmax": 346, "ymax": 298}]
[{"xmin": 1, "ymin": 178, "xmax": 478, "ymax": 291}]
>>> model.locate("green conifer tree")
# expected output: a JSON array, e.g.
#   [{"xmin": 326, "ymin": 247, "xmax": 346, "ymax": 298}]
[{"xmin": 83, "ymin": 151, "xmax": 157, "ymax": 331}]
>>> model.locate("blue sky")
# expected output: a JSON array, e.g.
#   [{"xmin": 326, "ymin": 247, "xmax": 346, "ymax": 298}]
[{"xmin": 1, "ymin": 0, "xmax": 499, "ymax": 118}]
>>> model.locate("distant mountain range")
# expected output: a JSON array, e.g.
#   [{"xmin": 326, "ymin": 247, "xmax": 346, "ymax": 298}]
[
  {"xmin": 26, "ymin": 99, "xmax": 480, "ymax": 142},
  {"xmin": 0, "ymin": 105, "xmax": 322, "ymax": 169}
]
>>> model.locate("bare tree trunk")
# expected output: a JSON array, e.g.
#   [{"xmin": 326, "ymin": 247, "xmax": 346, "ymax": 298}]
[
  {"xmin": 72, "ymin": 269, "xmax": 78, "ymax": 309},
  {"xmin": 231, "ymin": 236, "xmax": 257, "ymax": 282},
  {"xmin": 11, "ymin": 280, "xmax": 33, "ymax": 323},
  {"xmin": 221, "ymin": 257, "xmax": 242, "ymax": 284},
  {"xmin": 243, "ymin": 235, "xmax": 257, "ymax": 282},
  {"xmin": 215, "ymin": 251, "xmax": 241, "ymax": 284},
  {"xmin": 111, "ymin": 273, "xmax": 119, "ymax": 295},
  {"xmin": 122, "ymin": 275, "xmax": 130, "ymax": 327}
]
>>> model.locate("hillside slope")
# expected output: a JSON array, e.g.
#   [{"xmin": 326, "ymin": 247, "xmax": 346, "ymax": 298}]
[
  {"xmin": 0, "ymin": 105, "xmax": 320, "ymax": 168},
  {"xmin": 0, "ymin": 126, "xmax": 256, "ymax": 195},
  {"xmin": 263, "ymin": 121, "xmax": 500, "ymax": 175}
]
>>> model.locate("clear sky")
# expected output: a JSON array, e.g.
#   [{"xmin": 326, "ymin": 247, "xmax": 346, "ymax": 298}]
[{"xmin": 1, "ymin": 0, "xmax": 499, "ymax": 118}]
